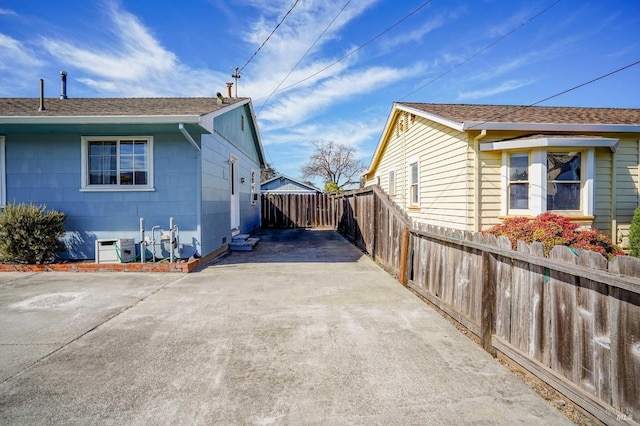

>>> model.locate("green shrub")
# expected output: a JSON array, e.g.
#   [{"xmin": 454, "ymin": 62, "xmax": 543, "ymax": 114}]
[
  {"xmin": 0, "ymin": 202, "xmax": 66, "ymax": 264},
  {"xmin": 629, "ymin": 207, "xmax": 640, "ymax": 257},
  {"xmin": 484, "ymin": 212, "xmax": 624, "ymax": 259}
]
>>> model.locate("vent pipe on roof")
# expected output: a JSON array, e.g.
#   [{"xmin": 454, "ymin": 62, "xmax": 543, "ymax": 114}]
[
  {"xmin": 60, "ymin": 71, "xmax": 68, "ymax": 100},
  {"xmin": 226, "ymin": 82, "xmax": 233, "ymax": 98},
  {"xmin": 38, "ymin": 79, "xmax": 46, "ymax": 111}
]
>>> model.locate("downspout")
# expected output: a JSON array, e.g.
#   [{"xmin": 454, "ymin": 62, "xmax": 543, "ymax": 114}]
[
  {"xmin": 611, "ymin": 148, "xmax": 617, "ymax": 247},
  {"xmin": 178, "ymin": 122, "xmax": 202, "ymax": 257},
  {"xmin": 178, "ymin": 123, "xmax": 201, "ymax": 152},
  {"xmin": 473, "ymin": 129, "xmax": 487, "ymax": 233}
]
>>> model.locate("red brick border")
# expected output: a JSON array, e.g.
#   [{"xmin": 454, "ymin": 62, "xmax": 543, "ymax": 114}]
[{"xmin": 0, "ymin": 245, "xmax": 229, "ymax": 273}]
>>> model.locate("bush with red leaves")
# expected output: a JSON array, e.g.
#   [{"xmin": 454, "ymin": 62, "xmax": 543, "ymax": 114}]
[{"xmin": 484, "ymin": 212, "xmax": 624, "ymax": 258}]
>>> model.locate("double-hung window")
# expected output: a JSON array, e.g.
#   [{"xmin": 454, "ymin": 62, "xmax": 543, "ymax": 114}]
[
  {"xmin": 409, "ymin": 160, "xmax": 419, "ymax": 207},
  {"xmin": 82, "ymin": 136, "xmax": 154, "ymax": 191},
  {"xmin": 502, "ymin": 149, "xmax": 591, "ymax": 216},
  {"xmin": 508, "ymin": 153, "xmax": 529, "ymax": 211},
  {"xmin": 0, "ymin": 136, "xmax": 5, "ymax": 207},
  {"xmin": 484, "ymin": 135, "xmax": 617, "ymax": 219},
  {"xmin": 388, "ymin": 169, "xmax": 396, "ymax": 196}
]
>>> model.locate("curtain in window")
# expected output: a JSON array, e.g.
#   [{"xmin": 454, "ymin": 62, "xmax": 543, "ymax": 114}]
[{"xmin": 89, "ymin": 141, "xmax": 117, "ymax": 185}]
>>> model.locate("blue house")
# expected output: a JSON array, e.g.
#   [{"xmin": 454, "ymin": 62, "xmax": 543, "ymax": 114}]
[
  {"xmin": 0, "ymin": 96, "xmax": 265, "ymax": 261},
  {"xmin": 261, "ymin": 175, "xmax": 321, "ymax": 194}
]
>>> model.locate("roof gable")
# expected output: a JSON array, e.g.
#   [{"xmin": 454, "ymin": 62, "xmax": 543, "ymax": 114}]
[
  {"xmin": 366, "ymin": 102, "xmax": 640, "ymax": 177},
  {"xmin": 398, "ymin": 103, "xmax": 640, "ymax": 130},
  {"xmin": 261, "ymin": 175, "xmax": 320, "ymax": 193}
]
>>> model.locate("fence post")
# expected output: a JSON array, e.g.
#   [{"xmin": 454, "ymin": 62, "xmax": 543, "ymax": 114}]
[
  {"xmin": 481, "ymin": 250, "xmax": 496, "ymax": 355},
  {"xmin": 372, "ymin": 191, "xmax": 378, "ymax": 260},
  {"xmin": 399, "ymin": 226, "xmax": 410, "ymax": 286}
]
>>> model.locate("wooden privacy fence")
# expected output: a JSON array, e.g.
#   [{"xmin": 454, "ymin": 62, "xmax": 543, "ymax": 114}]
[
  {"xmin": 261, "ymin": 188, "xmax": 640, "ymax": 425},
  {"xmin": 261, "ymin": 193, "xmax": 335, "ymax": 228}
]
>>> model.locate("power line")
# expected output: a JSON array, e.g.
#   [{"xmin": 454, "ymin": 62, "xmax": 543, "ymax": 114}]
[
  {"xmin": 466, "ymin": 59, "xmax": 640, "ymax": 129},
  {"xmin": 237, "ymin": 0, "xmax": 300, "ymax": 75},
  {"xmin": 400, "ymin": 0, "xmax": 562, "ymax": 100},
  {"xmin": 257, "ymin": 0, "xmax": 353, "ymax": 115},
  {"xmin": 256, "ymin": 0, "xmax": 435, "ymax": 99}
]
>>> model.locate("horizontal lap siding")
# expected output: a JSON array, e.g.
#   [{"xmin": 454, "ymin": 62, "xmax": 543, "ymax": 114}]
[
  {"xmin": 479, "ymin": 150, "xmax": 502, "ymax": 230},
  {"xmin": 594, "ymin": 149, "xmax": 612, "ymax": 236},
  {"xmin": 615, "ymin": 138, "xmax": 639, "ymax": 245},
  {"xmin": 410, "ymin": 118, "xmax": 469, "ymax": 230}
]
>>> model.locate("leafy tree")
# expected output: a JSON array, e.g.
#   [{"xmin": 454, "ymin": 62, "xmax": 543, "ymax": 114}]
[
  {"xmin": 324, "ymin": 181, "xmax": 340, "ymax": 193},
  {"xmin": 301, "ymin": 141, "xmax": 366, "ymax": 191},
  {"xmin": 0, "ymin": 202, "xmax": 66, "ymax": 264}
]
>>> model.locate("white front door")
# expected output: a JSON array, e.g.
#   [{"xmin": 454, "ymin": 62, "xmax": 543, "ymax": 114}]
[{"xmin": 230, "ymin": 155, "xmax": 240, "ymax": 235}]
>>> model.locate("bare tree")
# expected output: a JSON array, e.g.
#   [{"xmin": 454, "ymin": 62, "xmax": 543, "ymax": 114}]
[{"xmin": 301, "ymin": 141, "xmax": 366, "ymax": 191}]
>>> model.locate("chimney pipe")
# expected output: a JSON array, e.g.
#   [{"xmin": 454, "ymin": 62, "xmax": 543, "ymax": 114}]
[
  {"xmin": 60, "ymin": 71, "xmax": 68, "ymax": 100},
  {"xmin": 38, "ymin": 79, "xmax": 46, "ymax": 111},
  {"xmin": 226, "ymin": 82, "xmax": 233, "ymax": 98}
]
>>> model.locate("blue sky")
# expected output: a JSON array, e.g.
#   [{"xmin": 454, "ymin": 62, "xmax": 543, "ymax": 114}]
[{"xmin": 1, "ymin": 0, "xmax": 639, "ymax": 185}]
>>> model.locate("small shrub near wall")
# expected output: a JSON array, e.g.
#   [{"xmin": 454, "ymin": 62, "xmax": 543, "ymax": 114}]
[
  {"xmin": 0, "ymin": 202, "xmax": 66, "ymax": 264},
  {"xmin": 629, "ymin": 207, "xmax": 640, "ymax": 257},
  {"xmin": 484, "ymin": 212, "xmax": 624, "ymax": 259}
]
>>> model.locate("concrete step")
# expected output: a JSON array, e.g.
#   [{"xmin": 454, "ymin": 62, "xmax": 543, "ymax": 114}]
[
  {"xmin": 232, "ymin": 234, "xmax": 251, "ymax": 243},
  {"xmin": 230, "ymin": 237, "xmax": 260, "ymax": 251}
]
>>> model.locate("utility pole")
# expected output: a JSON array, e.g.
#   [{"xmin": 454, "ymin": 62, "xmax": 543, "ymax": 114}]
[{"xmin": 231, "ymin": 67, "xmax": 240, "ymax": 98}]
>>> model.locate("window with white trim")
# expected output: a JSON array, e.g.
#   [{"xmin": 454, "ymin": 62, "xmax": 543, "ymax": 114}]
[
  {"xmin": 81, "ymin": 137, "xmax": 153, "ymax": 190},
  {"xmin": 251, "ymin": 169, "xmax": 258, "ymax": 205},
  {"xmin": 0, "ymin": 136, "xmax": 5, "ymax": 207},
  {"xmin": 508, "ymin": 153, "xmax": 529, "ymax": 211},
  {"xmin": 409, "ymin": 160, "xmax": 419, "ymax": 206},
  {"xmin": 547, "ymin": 152, "xmax": 581, "ymax": 210},
  {"xmin": 388, "ymin": 169, "xmax": 396, "ymax": 196},
  {"xmin": 503, "ymin": 149, "xmax": 592, "ymax": 216}
]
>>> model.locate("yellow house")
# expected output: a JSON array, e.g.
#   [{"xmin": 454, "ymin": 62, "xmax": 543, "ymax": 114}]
[{"xmin": 364, "ymin": 103, "xmax": 640, "ymax": 248}]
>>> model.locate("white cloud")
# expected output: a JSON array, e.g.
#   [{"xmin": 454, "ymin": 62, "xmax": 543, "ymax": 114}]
[
  {"xmin": 458, "ymin": 79, "xmax": 534, "ymax": 100},
  {"xmin": 0, "ymin": 33, "xmax": 46, "ymax": 95},
  {"xmin": 0, "ymin": 33, "xmax": 44, "ymax": 70},
  {"xmin": 0, "ymin": 8, "xmax": 17, "ymax": 16},
  {"xmin": 258, "ymin": 63, "xmax": 425, "ymax": 130},
  {"xmin": 38, "ymin": 4, "xmax": 228, "ymax": 96}
]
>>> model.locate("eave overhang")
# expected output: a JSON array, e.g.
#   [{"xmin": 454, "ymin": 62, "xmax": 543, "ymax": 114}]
[{"xmin": 480, "ymin": 136, "xmax": 620, "ymax": 152}]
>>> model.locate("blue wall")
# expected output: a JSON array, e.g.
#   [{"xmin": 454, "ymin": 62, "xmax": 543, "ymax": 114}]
[
  {"xmin": 5, "ymin": 133, "xmax": 200, "ymax": 259},
  {"xmin": 200, "ymin": 132, "xmax": 261, "ymax": 256}
]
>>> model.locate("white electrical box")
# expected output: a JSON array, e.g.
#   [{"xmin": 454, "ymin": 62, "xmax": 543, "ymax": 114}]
[{"xmin": 95, "ymin": 238, "xmax": 136, "ymax": 264}]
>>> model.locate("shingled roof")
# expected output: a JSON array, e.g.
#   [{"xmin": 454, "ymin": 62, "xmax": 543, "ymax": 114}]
[
  {"xmin": 398, "ymin": 103, "xmax": 640, "ymax": 126},
  {"xmin": 0, "ymin": 97, "xmax": 247, "ymax": 117}
]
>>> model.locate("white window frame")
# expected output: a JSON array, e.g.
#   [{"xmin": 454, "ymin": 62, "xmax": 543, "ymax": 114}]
[
  {"xmin": 408, "ymin": 157, "xmax": 420, "ymax": 207},
  {"xmin": 81, "ymin": 136, "xmax": 154, "ymax": 192},
  {"xmin": 0, "ymin": 136, "xmax": 5, "ymax": 207},
  {"xmin": 505, "ymin": 152, "xmax": 530, "ymax": 215},
  {"xmin": 501, "ymin": 148, "xmax": 594, "ymax": 216},
  {"xmin": 388, "ymin": 168, "xmax": 396, "ymax": 196},
  {"xmin": 250, "ymin": 169, "xmax": 258, "ymax": 205}
]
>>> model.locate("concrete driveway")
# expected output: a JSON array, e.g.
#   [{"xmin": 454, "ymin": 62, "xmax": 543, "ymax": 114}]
[{"xmin": 0, "ymin": 229, "xmax": 571, "ymax": 425}]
